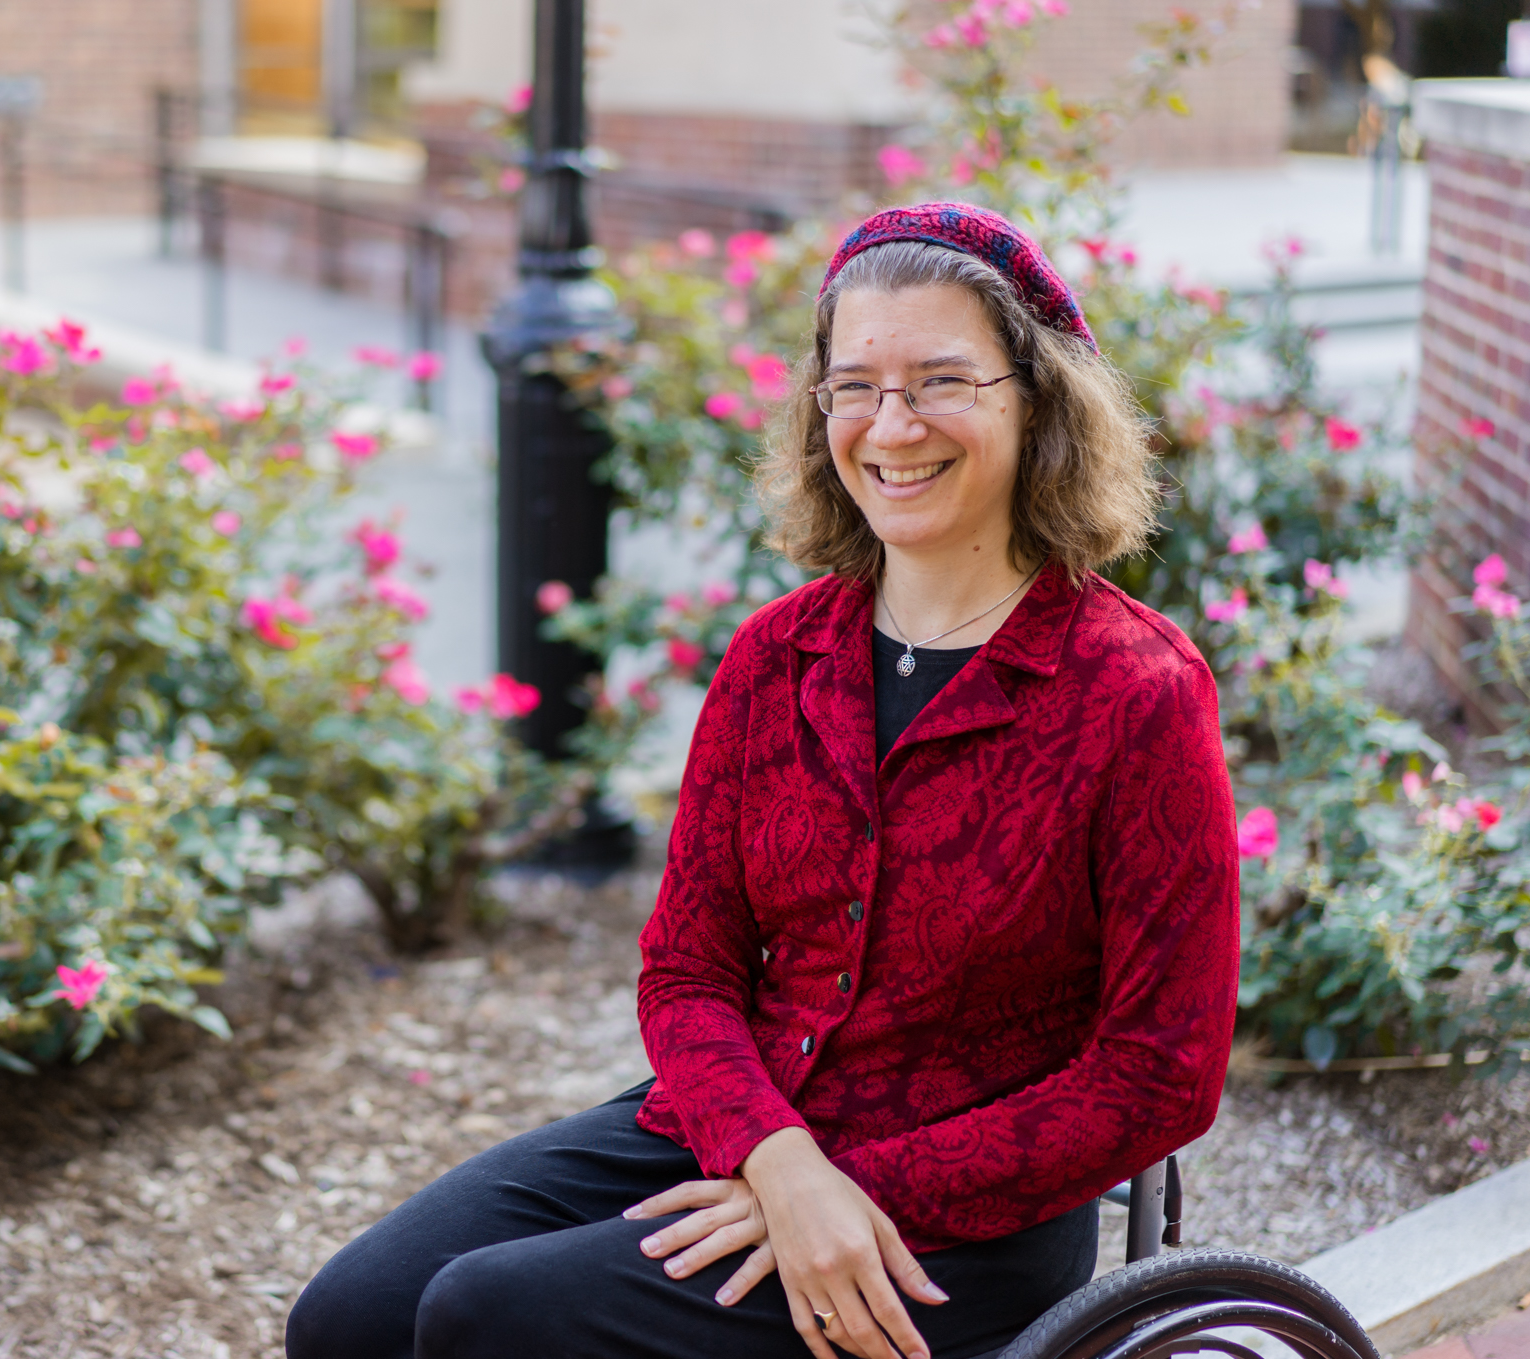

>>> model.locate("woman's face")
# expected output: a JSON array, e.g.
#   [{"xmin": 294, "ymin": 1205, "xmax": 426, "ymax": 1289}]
[{"xmin": 824, "ymin": 284, "xmax": 1027, "ymax": 561}]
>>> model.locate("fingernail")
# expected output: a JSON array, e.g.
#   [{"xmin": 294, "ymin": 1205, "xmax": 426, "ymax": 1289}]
[
  {"xmin": 641, "ymin": 1236, "xmax": 660, "ymax": 1254},
  {"xmin": 664, "ymin": 1258, "xmax": 682, "ymax": 1276},
  {"xmin": 715, "ymin": 1287, "xmax": 734, "ymax": 1305},
  {"xmin": 925, "ymin": 1283, "xmax": 950, "ymax": 1302},
  {"xmin": 622, "ymin": 1206, "xmax": 641, "ymax": 1219}
]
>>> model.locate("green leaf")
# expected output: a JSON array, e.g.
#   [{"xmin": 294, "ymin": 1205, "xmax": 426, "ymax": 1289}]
[
  {"xmin": 188, "ymin": 1005, "xmax": 232, "ymax": 1040},
  {"xmin": 1302, "ymin": 1025, "xmax": 1338, "ymax": 1071},
  {"xmin": 0, "ymin": 1046, "xmax": 38, "ymax": 1074}
]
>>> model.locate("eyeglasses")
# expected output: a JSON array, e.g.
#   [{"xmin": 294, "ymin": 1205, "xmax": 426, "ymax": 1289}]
[{"xmin": 810, "ymin": 373, "xmax": 1019, "ymax": 420}]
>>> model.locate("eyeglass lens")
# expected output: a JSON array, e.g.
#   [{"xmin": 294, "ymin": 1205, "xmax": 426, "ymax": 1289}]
[{"xmin": 817, "ymin": 376, "xmax": 978, "ymax": 418}]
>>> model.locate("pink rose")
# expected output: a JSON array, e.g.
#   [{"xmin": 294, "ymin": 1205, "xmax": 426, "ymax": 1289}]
[
  {"xmin": 383, "ymin": 656, "xmax": 431, "ymax": 705},
  {"xmin": 877, "ymin": 144, "xmax": 927, "ymax": 188},
  {"xmin": 355, "ymin": 346, "xmax": 400, "ymax": 368},
  {"xmin": 601, "ymin": 375, "xmax": 634, "ymax": 401},
  {"xmin": 923, "ymin": 22, "xmax": 957, "ymax": 47},
  {"xmin": 350, "ymin": 520, "xmax": 401, "ymax": 575},
  {"xmin": 1304, "ymin": 559, "xmax": 1348, "ymax": 599},
  {"xmin": 120, "ymin": 377, "xmax": 157, "ymax": 406},
  {"xmin": 1474, "ymin": 554, "xmax": 1507, "ymax": 587},
  {"xmin": 54, "ymin": 960, "xmax": 109, "ymax": 1010},
  {"xmin": 498, "ymin": 167, "xmax": 527, "ymax": 194},
  {"xmin": 1324, "ymin": 417, "xmax": 1362, "ymax": 452},
  {"xmin": 374, "ymin": 576, "xmax": 430, "ymax": 621},
  {"xmin": 1474, "ymin": 801, "xmax": 1503, "ymax": 830},
  {"xmin": 1459, "ymin": 417, "xmax": 1495, "ymax": 440},
  {"xmin": 178, "ymin": 447, "xmax": 216, "ymax": 479},
  {"xmin": 507, "ymin": 84, "xmax": 533, "ymax": 114},
  {"xmin": 269, "ymin": 442, "xmax": 304, "ymax": 462},
  {"xmin": 259, "ymin": 373, "xmax": 295, "ymax": 395},
  {"xmin": 955, "ymin": 12, "xmax": 988, "ymax": 43},
  {"xmin": 536, "ymin": 580, "xmax": 574, "ymax": 614},
  {"xmin": 1227, "ymin": 523, "xmax": 1268, "ymax": 554},
  {"xmin": 453, "ymin": 686, "xmax": 485, "ymax": 714},
  {"xmin": 331, "ymin": 432, "xmax": 380, "ymax": 462},
  {"xmin": 704, "ymin": 392, "xmax": 745, "ymax": 421},
  {"xmin": 1401, "ymin": 770, "xmax": 1424, "ymax": 802},
  {"xmin": 106, "ymin": 527, "xmax": 142, "ymax": 549},
  {"xmin": 746, "ymin": 353, "xmax": 792, "ymax": 403},
  {"xmin": 486, "ymin": 673, "xmax": 540, "ymax": 719},
  {"xmin": 211, "ymin": 510, "xmax": 242, "ymax": 537},
  {"xmin": 242, "ymin": 594, "xmax": 311, "ymax": 649},
  {"xmin": 1473, "ymin": 583, "xmax": 1521, "ymax": 619},
  {"xmin": 738, "ymin": 408, "xmax": 765, "ymax": 431},
  {"xmin": 720, "ymin": 299, "xmax": 749, "ymax": 328},
  {"xmin": 1205, "ymin": 588, "xmax": 1248, "ymax": 623},
  {"xmin": 3, "ymin": 337, "xmax": 49, "ymax": 376},
  {"xmin": 407, "ymin": 352, "xmax": 444, "ymax": 382},
  {"xmin": 678, "ymin": 229, "xmax": 716, "ymax": 258},
  {"xmin": 700, "ymin": 580, "xmax": 737, "ymax": 607},
  {"xmin": 1236, "ymin": 807, "xmax": 1278, "ymax": 861},
  {"xmin": 668, "ymin": 638, "xmax": 705, "ymax": 671},
  {"xmin": 723, "ymin": 260, "xmax": 758, "ymax": 289},
  {"xmin": 1039, "ymin": 0, "xmax": 1068, "ymax": 13},
  {"xmin": 725, "ymin": 231, "xmax": 775, "ymax": 264},
  {"xmin": 219, "ymin": 399, "xmax": 266, "ymax": 423}
]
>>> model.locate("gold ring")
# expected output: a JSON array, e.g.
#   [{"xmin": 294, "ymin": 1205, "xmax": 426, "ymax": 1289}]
[{"xmin": 813, "ymin": 1309, "xmax": 837, "ymax": 1329}]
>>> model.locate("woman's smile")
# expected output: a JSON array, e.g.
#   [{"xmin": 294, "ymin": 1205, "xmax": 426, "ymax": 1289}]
[{"xmin": 867, "ymin": 458, "xmax": 952, "ymax": 491}]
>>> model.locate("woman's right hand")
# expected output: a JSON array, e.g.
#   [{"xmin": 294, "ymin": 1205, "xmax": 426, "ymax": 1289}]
[{"xmin": 739, "ymin": 1126, "xmax": 947, "ymax": 1359}]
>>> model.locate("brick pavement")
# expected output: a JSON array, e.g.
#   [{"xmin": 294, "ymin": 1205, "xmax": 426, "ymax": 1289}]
[{"xmin": 1405, "ymin": 1306, "xmax": 1530, "ymax": 1359}]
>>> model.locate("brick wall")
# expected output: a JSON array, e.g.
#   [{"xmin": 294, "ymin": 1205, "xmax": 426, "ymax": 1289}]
[
  {"xmin": 0, "ymin": 0, "xmax": 199, "ymax": 217},
  {"xmin": 1407, "ymin": 84, "xmax": 1530, "ymax": 725}
]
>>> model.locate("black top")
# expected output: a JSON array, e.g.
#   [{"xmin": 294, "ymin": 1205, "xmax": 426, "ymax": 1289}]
[{"xmin": 872, "ymin": 627, "xmax": 983, "ymax": 764}]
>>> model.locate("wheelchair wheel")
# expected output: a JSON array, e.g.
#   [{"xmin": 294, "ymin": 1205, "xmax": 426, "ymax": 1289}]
[{"xmin": 989, "ymin": 1248, "xmax": 1380, "ymax": 1359}]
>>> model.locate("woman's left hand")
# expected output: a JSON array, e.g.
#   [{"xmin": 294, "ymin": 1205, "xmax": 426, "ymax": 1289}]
[{"xmin": 623, "ymin": 1177, "xmax": 782, "ymax": 1305}]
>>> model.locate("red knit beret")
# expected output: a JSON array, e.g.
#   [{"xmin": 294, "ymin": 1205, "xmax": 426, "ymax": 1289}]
[{"xmin": 819, "ymin": 201, "xmax": 1097, "ymax": 354}]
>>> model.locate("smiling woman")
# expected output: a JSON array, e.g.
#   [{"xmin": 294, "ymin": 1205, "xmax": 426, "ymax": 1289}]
[{"xmin": 286, "ymin": 204, "xmax": 1238, "ymax": 1359}]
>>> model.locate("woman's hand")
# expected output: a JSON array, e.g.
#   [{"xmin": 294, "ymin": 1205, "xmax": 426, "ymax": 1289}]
[{"xmin": 623, "ymin": 1176, "xmax": 775, "ymax": 1303}]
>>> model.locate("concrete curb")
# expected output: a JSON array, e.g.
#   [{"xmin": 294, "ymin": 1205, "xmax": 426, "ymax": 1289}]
[{"xmin": 1300, "ymin": 1159, "xmax": 1530, "ymax": 1354}]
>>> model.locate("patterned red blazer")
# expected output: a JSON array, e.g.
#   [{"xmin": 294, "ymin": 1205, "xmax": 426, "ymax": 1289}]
[{"xmin": 636, "ymin": 563, "xmax": 1239, "ymax": 1252}]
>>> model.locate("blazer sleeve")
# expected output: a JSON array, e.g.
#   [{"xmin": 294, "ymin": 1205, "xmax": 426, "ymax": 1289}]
[
  {"xmin": 636, "ymin": 635, "xmax": 811, "ymax": 1178},
  {"xmin": 827, "ymin": 659, "xmax": 1240, "ymax": 1250}
]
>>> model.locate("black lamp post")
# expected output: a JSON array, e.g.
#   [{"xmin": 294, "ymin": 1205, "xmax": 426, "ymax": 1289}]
[{"xmin": 481, "ymin": 0, "xmax": 631, "ymax": 865}]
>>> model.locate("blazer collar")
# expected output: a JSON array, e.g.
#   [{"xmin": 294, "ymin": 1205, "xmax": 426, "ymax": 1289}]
[{"xmin": 788, "ymin": 560, "xmax": 1084, "ymax": 678}]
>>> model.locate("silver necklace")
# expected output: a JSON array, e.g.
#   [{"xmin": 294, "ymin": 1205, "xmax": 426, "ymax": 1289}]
[{"xmin": 880, "ymin": 563, "xmax": 1043, "ymax": 678}]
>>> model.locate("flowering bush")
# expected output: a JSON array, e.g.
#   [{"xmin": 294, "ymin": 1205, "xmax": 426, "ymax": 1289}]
[{"xmin": 0, "ymin": 327, "xmax": 570, "ymax": 1066}]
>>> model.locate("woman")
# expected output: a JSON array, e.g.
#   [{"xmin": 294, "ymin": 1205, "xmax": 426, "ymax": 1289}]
[{"xmin": 286, "ymin": 203, "xmax": 1239, "ymax": 1359}]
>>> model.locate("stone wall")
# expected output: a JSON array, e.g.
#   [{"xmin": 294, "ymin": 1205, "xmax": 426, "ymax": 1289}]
[
  {"xmin": 0, "ymin": 0, "xmax": 199, "ymax": 217},
  {"xmin": 1408, "ymin": 81, "xmax": 1530, "ymax": 722}
]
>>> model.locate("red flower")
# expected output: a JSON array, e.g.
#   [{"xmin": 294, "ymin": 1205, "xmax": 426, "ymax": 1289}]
[
  {"xmin": 667, "ymin": 638, "xmax": 705, "ymax": 671},
  {"xmin": 1324, "ymin": 417, "xmax": 1362, "ymax": 452}
]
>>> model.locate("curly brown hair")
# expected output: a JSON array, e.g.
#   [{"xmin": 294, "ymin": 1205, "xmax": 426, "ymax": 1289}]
[{"xmin": 755, "ymin": 240, "xmax": 1159, "ymax": 584}]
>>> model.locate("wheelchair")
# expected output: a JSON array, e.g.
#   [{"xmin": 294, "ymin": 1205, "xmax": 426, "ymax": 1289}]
[{"xmin": 977, "ymin": 1157, "xmax": 1380, "ymax": 1359}]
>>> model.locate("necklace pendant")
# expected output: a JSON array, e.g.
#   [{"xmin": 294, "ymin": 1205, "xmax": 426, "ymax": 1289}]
[{"xmin": 896, "ymin": 650, "xmax": 916, "ymax": 678}]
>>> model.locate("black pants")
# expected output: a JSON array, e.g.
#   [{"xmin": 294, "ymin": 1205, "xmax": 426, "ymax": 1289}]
[{"xmin": 285, "ymin": 1081, "xmax": 1097, "ymax": 1359}]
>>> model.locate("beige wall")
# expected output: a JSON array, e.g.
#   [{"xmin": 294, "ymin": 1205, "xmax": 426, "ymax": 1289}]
[{"xmin": 404, "ymin": 0, "xmax": 912, "ymax": 123}]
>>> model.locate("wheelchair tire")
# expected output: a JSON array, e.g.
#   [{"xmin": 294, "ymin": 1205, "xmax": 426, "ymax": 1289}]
[{"xmin": 988, "ymin": 1248, "xmax": 1379, "ymax": 1359}]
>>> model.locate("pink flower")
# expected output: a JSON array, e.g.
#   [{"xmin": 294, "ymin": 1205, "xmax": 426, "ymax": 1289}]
[
  {"xmin": 704, "ymin": 392, "xmax": 746, "ymax": 421},
  {"xmin": 259, "ymin": 373, "xmax": 295, "ymax": 395},
  {"xmin": 44, "ymin": 319, "xmax": 86, "ymax": 353},
  {"xmin": 725, "ymin": 231, "xmax": 775, "ymax": 264},
  {"xmin": 120, "ymin": 377, "xmax": 157, "ymax": 406},
  {"xmin": 355, "ymin": 345, "xmax": 400, "ymax": 368},
  {"xmin": 242, "ymin": 594, "xmax": 311, "ymax": 649},
  {"xmin": 1474, "ymin": 583, "xmax": 1522, "ymax": 619},
  {"xmin": 922, "ymin": 22, "xmax": 957, "ymax": 46},
  {"xmin": 486, "ymin": 673, "xmax": 540, "ymax": 719},
  {"xmin": 678, "ymin": 229, "xmax": 716, "ymax": 258},
  {"xmin": 351, "ymin": 520, "xmax": 401, "ymax": 575},
  {"xmin": 1460, "ymin": 417, "xmax": 1495, "ymax": 440},
  {"xmin": 75, "ymin": 558, "xmax": 97, "ymax": 574},
  {"xmin": 374, "ymin": 575, "xmax": 430, "ymax": 621},
  {"xmin": 664, "ymin": 593, "xmax": 693, "ymax": 613},
  {"xmin": 700, "ymin": 580, "xmax": 737, "ymax": 607},
  {"xmin": 1436, "ymin": 803, "xmax": 1466, "ymax": 834},
  {"xmin": 453, "ymin": 686, "xmax": 485, "ymax": 714},
  {"xmin": 1324, "ymin": 418, "xmax": 1363, "ymax": 452},
  {"xmin": 3, "ymin": 337, "xmax": 49, "ymax": 376},
  {"xmin": 331, "ymin": 432, "xmax": 381, "ymax": 462},
  {"xmin": 627, "ymin": 679, "xmax": 662, "ymax": 713},
  {"xmin": 106, "ymin": 527, "xmax": 142, "ymax": 549},
  {"xmin": 746, "ymin": 353, "xmax": 792, "ymax": 402},
  {"xmin": 383, "ymin": 656, "xmax": 431, "ymax": 704},
  {"xmin": 720, "ymin": 299, "xmax": 749, "ymax": 328},
  {"xmin": 1079, "ymin": 238, "xmax": 1110, "ymax": 262},
  {"xmin": 1227, "ymin": 523, "xmax": 1268, "ymax": 554},
  {"xmin": 950, "ymin": 155, "xmax": 975, "ymax": 185},
  {"xmin": 1433, "ymin": 761, "xmax": 1452, "ymax": 782},
  {"xmin": 1442, "ymin": 1112, "xmax": 1459, "ymax": 1128},
  {"xmin": 507, "ymin": 83, "xmax": 533, "ymax": 114},
  {"xmin": 1401, "ymin": 770, "xmax": 1425, "ymax": 802},
  {"xmin": 219, "ymin": 399, "xmax": 265, "ymax": 423},
  {"xmin": 1474, "ymin": 801, "xmax": 1503, "ymax": 830},
  {"xmin": 1002, "ymin": 0, "xmax": 1034, "ymax": 24},
  {"xmin": 955, "ymin": 12, "xmax": 988, "ymax": 43},
  {"xmin": 1205, "ymin": 588, "xmax": 1248, "ymax": 623},
  {"xmin": 1474, "ymin": 554, "xmax": 1507, "ymax": 587},
  {"xmin": 723, "ymin": 260, "xmax": 758, "ymax": 288},
  {"xmin": 376, "ymin": 641, "xmax": 410, "ymax": 662},
  {"xmin": 178, "ymin": 447, "xmax": 216, "ymax": 479},
  {"xmin": 668, "ymin": 638, "xmax": 705, "ymax": 671},
  {"xmin": 536, "ymin": 580, "xmax": 574, "ymax": 614},
  {"xmin": 1039, "ymin": 0, "xmax": 1068, "ymax": 13},
  {"xmin": 1469, "ymin": 1136, "xmax": 1490, "ymax": 1156},
  {"xmin": 54, "ymin": 960, "xmax": 109, "ymax": 1010},
  {"xmin": 498, "ymin": 167, "xmax": 527, "ymax": 194},
  {"xmin": 1304, "ymin": 559, "xmax": 1348, "ymax": 599},
  {"xmin": 283, "ymin": 335, "xmax": 307, "ymax": 357},
  {"xmin": 408, "ymin": 1068, "xmax": 433, "ymax": 1086},
  {"xmin": 211, "ymin": 510, "xmax": 242, "ymax": 537},
  {"xmin": 1236, "ymin": 807, "xmax": 1279, "ymax": 861},
  {"xmin": 878, "ymin": 144, "xmax": 927, "ymax": 187},
  {"xmin": 269, "ymin": 442, "xmax": 304, "ymax": 462},
  {"xmin": 601, "ymin": 375, "xmax": 634, "ymax": 401},
  {"xmin": 728, "ymin": 343, "xmax": 756, "ymax": 368},
  {"xmin": 407, "ymin": 351, "xmax": 444, "ymax": 382},
  {"xmin": 738, "ymin": 408, "xmax": 765, "ymax": 431}
]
